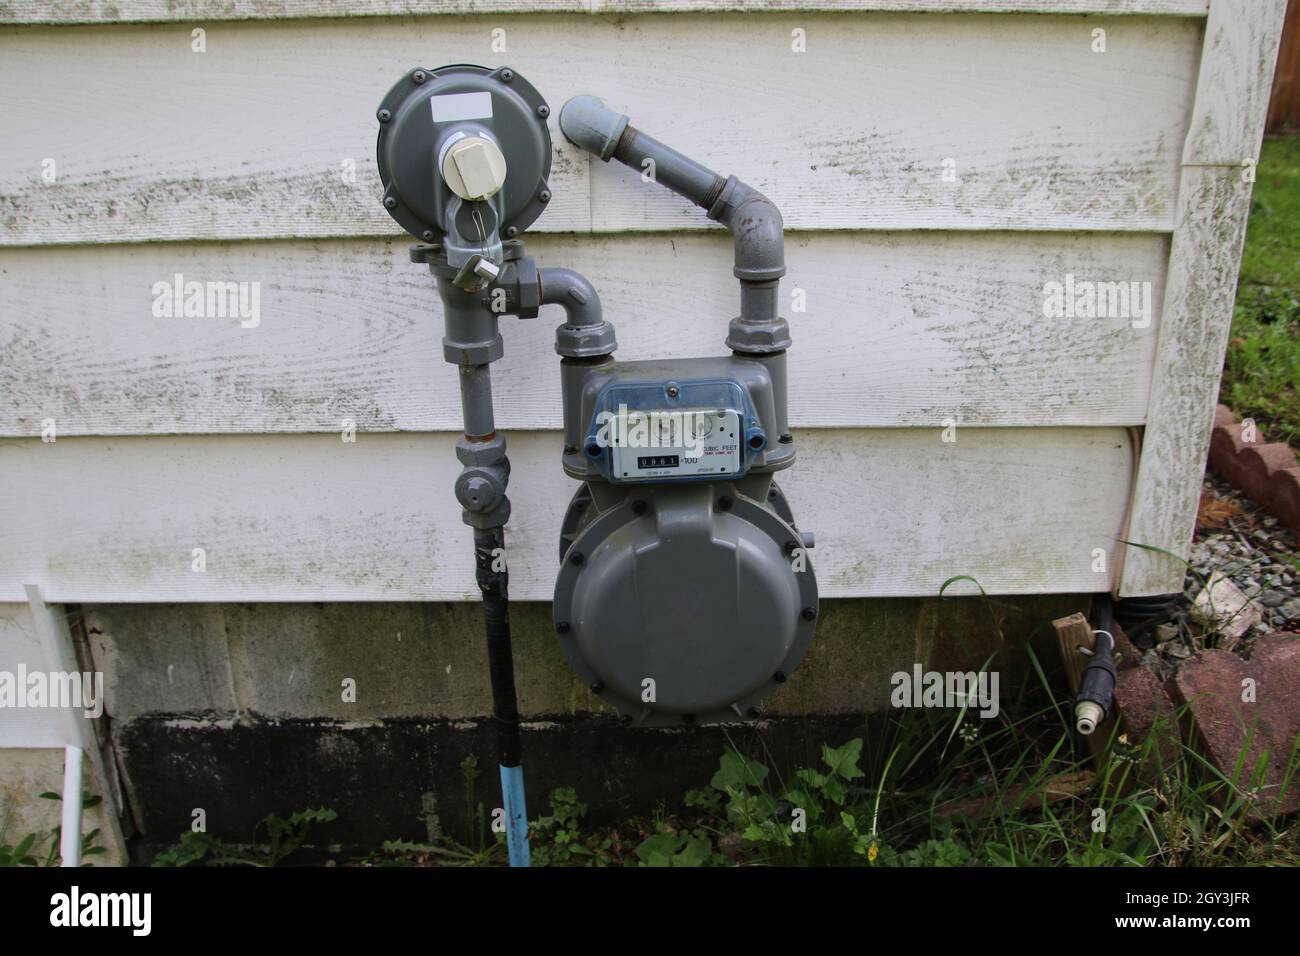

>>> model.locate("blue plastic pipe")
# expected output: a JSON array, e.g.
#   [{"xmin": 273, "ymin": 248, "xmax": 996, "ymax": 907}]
[{"xmin": 499, "ymin": 763, "xmax": 531, "ymax": 867}]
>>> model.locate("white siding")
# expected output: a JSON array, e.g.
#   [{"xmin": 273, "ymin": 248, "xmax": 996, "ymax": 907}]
[
  {"xmin": 0, "ymin": 0, "xmax": 1283, "ymax": 611},
  {"xmin": 1, "ymin": 232, "xmax": 1167, "ymax": 435},
  {"xmin": 0, "ymin": 2, "xmax": 1213, "ymax": 27},
  {"xmin": 0, "ymin": 429, "xmax": 1134, "ymax": 602},
  {"xmin": 0, "ymin": 13, "xmax": 1203, "ymax": 243}
]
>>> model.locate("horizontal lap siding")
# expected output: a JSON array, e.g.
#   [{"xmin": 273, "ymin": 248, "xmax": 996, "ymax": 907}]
[
  {"xmin": 0, "ymin": 429, "xmax": 1133, "ymax": 602},
  {"xmin": 0, "ymin": 4, "xmax": 1225, "ymax": 603},
  {"xmin": 0, "ymin": 12, "xmax": 1201, "ymax": 243},
  {"xmin": 0, "ymin": 2, "xmax": 1213, "ymax": 26},
  {"xmin": 0, "ymin": 231, "xmax": 1167, "ymax": 435}
]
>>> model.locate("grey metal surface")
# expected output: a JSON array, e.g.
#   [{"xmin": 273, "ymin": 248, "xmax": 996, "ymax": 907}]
[
  {"xmin": 381, "ymin": 71, "xmax": 816, "ymax": 727},
  {"xmin": 457, "ymin": 364, "xmax": 496, "ymax": 438},
  {"xmin": 556, "ymin": 94, "xmax": 629, "ymax": 161},
  {"xmin": 377, "ymin": 64, "xmax": 552, "ymax": 244},
  {"xmin": 553, "ymin": 481, "xmax": 817, "ymax": 725},
  {"xmin": 540, "ymin": 267, "xmax": 617, "ymax": 358},
  {"xmin": 379, "ymin": 66, "xmax": 554, "ymax": 533},
  {"xmin": 557, "ymin": 354, "xmax": 793, "ymax": 480},
  {"xmin": 558, "ymin": 94, "xmax": 789, "ymax": 352}
]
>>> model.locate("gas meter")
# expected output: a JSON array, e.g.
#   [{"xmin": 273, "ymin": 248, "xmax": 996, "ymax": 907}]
[{"xmin": 375, "ymin": 64, "xmax": 818, "ymax": 862}]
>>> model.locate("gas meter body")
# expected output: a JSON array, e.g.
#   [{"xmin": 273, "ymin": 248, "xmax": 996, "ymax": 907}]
[
  {"xmin": 375, "ymin": 64, "xmax": 818, "ymax": 731},
  {"xmin": 554, "ymin": 354, "xmax": 817, "ymax": 725}
]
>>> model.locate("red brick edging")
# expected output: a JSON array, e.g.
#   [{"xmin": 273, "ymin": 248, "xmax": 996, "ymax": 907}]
[{"xmin": 1208, "ymin": 404, "xmax": 1300, "ymax": 536}]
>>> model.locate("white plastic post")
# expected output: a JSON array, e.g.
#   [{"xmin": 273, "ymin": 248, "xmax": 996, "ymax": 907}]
[{"xmin": 60, "ymin": 746, "xmax": 83, "ymax": 867}]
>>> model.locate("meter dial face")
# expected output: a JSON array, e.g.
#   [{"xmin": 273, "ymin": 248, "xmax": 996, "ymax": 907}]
[
  {"xmin": 609, "ymin": 408, "xmax": 743, "ymax": 481},
  {"xmin": 684, "ymin": 411, "xmax": 715, "ymax": 442},
  {"xmin": 648, "ymin": 410, "xmax": 715, "ymax": 447},
  {"xmin": 655, "ymin": 416, "xmax": 678, "ymax": 446}
]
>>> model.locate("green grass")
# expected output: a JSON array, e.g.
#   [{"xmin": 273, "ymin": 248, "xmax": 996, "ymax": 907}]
[
  {"xmin": 359, "ymin": 646, "xmax": 1300, "ymax": 867},
  {"xmin": 147, "ymin": 663, "xmax": 1300, "ymax": 867},
  {"xmin": 1222, "ymin": 135, "xmax": 1300, "ymax": 446},
  {"xmin": 411, "ymin": 676, "xmax": 1298, "ymax": 868},
  {"xmin": 628, "ymin": 678, "xmax": 1300, "ymax": 867}
]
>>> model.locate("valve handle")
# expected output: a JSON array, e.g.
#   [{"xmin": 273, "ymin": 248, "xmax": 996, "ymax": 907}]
[{"xmin": 452, "ymin": 253, "xmax": 501, "ymax": 292}]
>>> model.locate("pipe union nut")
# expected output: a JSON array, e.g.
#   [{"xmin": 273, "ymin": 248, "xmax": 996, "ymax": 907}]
[
  {"xmin": 555, "ymin": 320, "xmax": 618, "ymax": 359},
  {"xmin": 442, "ymin": 335, "xmax": 505, "ymax": 366},
  {"xmin": 725, "ymin": 316, "xmax": 792, "ymax": 354},
  {"xmin": 513, "ymin": 257, "xmax": 541, "ymax": 319},
  {"xmin": 487, "ymin": 260, "xmax": 540, "ymax": 319},
  {"xmin": 455, "ymin": 433, "xmax": 508, "ymax": 467}
]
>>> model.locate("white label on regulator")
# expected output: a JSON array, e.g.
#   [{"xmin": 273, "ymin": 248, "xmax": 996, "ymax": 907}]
[
  {"xmin": 430, "ymin": 91, "xmax": 494, "ymax": 123},
  {"xmin": 609, "ymin": 408, "xmax": 743, "ymax": 481}
]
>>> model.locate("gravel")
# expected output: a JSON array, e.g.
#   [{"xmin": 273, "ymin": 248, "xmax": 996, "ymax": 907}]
[{"xmin": 1170, "ymin": 473, "xmax": 1300, "ymax": 666}]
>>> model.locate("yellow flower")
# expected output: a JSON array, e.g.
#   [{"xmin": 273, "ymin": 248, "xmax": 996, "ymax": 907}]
[
  {"xmin": 1119, "ymin": 733, "xmax": 1129, "ymax": 746},
  {"xmin": 867, "ymin": 843, "xmax": 878, "ymax": 862}
]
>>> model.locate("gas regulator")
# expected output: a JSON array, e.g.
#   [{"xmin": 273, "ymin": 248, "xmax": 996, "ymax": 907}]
[{"xmin": 375, "ymin": 65, "xmax": 817, "ymax": 859}]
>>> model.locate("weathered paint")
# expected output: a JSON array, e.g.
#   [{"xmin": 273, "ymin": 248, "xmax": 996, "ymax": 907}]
[{"xmin": 0, "ymin": 232, "xmax": 1168, "ymax": 436}]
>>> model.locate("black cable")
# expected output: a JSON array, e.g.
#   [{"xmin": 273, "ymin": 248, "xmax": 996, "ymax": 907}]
[
  {"xmin": 1077, "ymin": 596, "xmax": 1117, "ymax": 728},
  {"xmin": 1113, "ymin": 592, "xmax": 1186, "ymax": 647},
  {"xmin": 474, "ymin": 525, "xmax": 522, "ymax": 768}
]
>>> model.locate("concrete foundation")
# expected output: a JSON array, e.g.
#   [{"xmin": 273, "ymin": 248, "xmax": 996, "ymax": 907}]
[{"xmin": 8, "ymin": 594, "xmax": 1085, "ymax": 859}]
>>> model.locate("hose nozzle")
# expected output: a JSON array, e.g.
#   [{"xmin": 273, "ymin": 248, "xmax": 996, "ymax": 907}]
[
  {"xmin": 1075, "ymin": 699, "xmax": 1105, "ymax": 735},
  {"xmin": 1075, "ymin": 631, "xmax": 1116, "ymax": 736}
]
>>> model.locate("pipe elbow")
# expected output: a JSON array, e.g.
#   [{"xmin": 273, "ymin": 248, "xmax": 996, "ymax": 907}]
[
  {"xmin": 558, "ymin": 95, "xmax": 629, "ymax": 162},
  {"xmin": 540, "ymin": 266, "xmax": 617, "ymax": 358},
  {"xmin": 539, "ymin": 266, "xmax": 602, "ymax": 326},
  {"xmin": 711, "ymin": 178, "xmax": 786, "ymax": 283},
  {"xmin": 556, "ymin": 95, "xmax": 787, "ymax": 349}
]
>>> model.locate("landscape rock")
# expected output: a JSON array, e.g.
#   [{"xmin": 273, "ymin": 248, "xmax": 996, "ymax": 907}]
[
  {"xmin": 1190, "ymin": 573, "xmax": 1263, "ymax": 642},
  {"xmin": 1168, "ymin": 634, "xmax": 1300, "ymax": 822},
  {"xmin": 1208, "ymin": 405, "xmax": 1300, "ymax": 536},
  {"xmin": 1113, "ymin": 666, "xmax": 1181, "ymax": 772}
]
